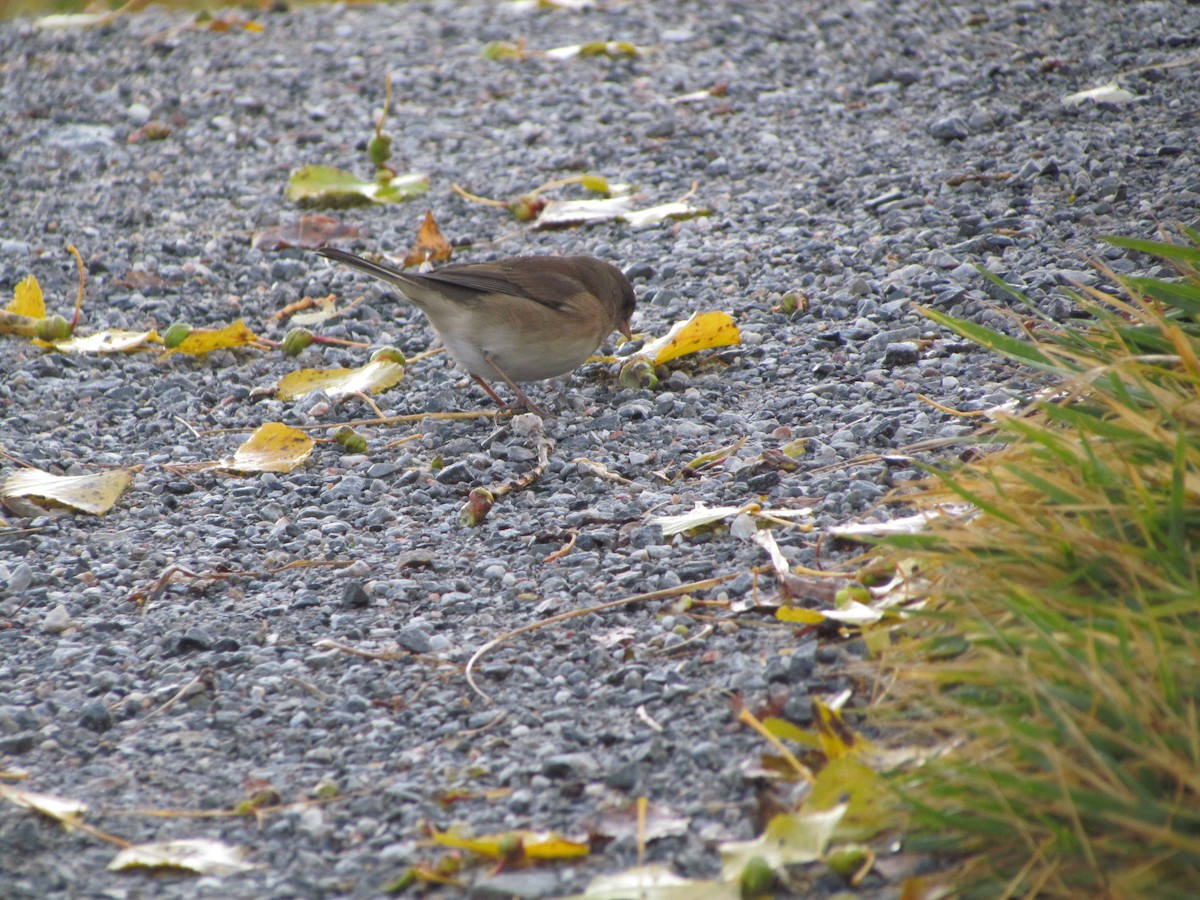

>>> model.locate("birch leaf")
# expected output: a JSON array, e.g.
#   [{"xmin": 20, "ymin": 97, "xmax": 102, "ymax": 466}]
[
  {"xmin": 7, "ymin": 275, "xmax": 45, "ymax": 318},
  {"xmin": 162, "ymin": 319, "xmax": 259, "ymax": 357},
  {"xmin": 0, "ymin": 785, "xmax": 88, "ymax": 828},
  {"xmin": 221, "ymin": 423, "xmax": 314, "ymax": 474},
  {"xmin": 108, "ymin": 838, "xmax": 258, "ymax": 875},
  {"xmin": 276, "ymin": 359, "xmax": 405, "ymax": 401},
  {"xmin": 35, "ymin": 329, "xmax": 161, "ymax": 354},
  {"xmin": 638, "ymin": 311, "xmax": 740, "ymax": 366},
  {"xmin": 2, "ymin": 468, "xmax": 133, "ymax": 515}
]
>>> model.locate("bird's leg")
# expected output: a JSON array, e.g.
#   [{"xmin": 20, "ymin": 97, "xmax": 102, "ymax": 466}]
[
  {"xmin": 470, "ymin": 375, "xmax": 509, "ymax": 409},
  {"xmin": 481, "ymin": 352, "xmax": 550, "ymax": 418}
]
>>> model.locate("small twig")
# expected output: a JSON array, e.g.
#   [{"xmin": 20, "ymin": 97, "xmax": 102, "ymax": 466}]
[
  {"xmin": 465, "ymin": 573, "xmax": 740, "ymax": 704},
  {"xmin": 450, "ymin": 182, "xmax": 510, "ymax": 208},
  {"xmin": 676, "ymin": 179, "xmax": 700, "ymax": 203},
  {"xmin": 543, "ymin": 529, "xmax": 577, "ymax": 563},
  {"xmin": 125, "ymin": 667, "xmax": 215, "ymax": 735},
  {"xmin": 313, "ymin": 639, "xmax": 407, "ymax": 661},
  {"xmin": 381, "ymin": 433, "xmax": 424, "ymax": 450},
  {"xmin": 128, "ymin": 785, "xmax": 373, "ymax": 820},
  {"xmin": 916, "ymin": 393, "xmax": 990, "ymax": 417},
  {"xmin": 636, "ymin": 705, "xmax": 664, "ymax": 733},
  {"xmin": 66, "ymin": 244, "xmax": 85, "ymax": 333},
  {"xmin": 656, "ymin": 623, "xmax": 714, "ymax": 655},
  {"xmin": 0, "ymin": 447, "xmax": 36, "ymax": 468},
  {"xmin": 460, "ymin": 709, "xmax": 509, "ymax": 737},
  {"xmin": 283, "ymin": 676, "xmax": 330, "ymax": 702},
  {"xmin": 314, "ymin": 638, "xmax": 463, "ymax": 671},
  {"xmin": 494, "ymin": 434, "xmax": 553, "ymax": 499},
  {"xmin": 129, "ymin": 559, "xmax": 356, "ymax": 605},
  {"xmin": 376, "ymin": 74, "xmax": 392, "ymax": 143},
  {"xmin": 571, "ymin": 458, "xmax": 635, "ymax": 485},
  {"xmin": 1117, "ymin": 50, "xmax": 1200, "ymax": 77},
  {"xmin": 350, "ymin": 391, "xmax": 387, "ymax": 419},
  {"xmin": 944, "ymin": 171, "xmax": 1013, "ymax": 187},
  {"xmin": 173, "ymin": 415, "xmax": 203, "ymax": 440}
]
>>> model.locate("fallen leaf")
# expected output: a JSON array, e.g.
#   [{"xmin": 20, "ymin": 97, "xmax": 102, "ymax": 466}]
[
  {"xmin": 286, "ymin": 165, "xmax": 429, "ymax": 208},
  {"xmin": 34, "ymin": 329, "xmax": 161, "ymax": 354},
  {"xmin": 590, "ymin": 801, "xmax": 690, "ymax": 843},
  {"xmin": 718, "ymin": 804, "xmax": 848, "ymax": 880},
  {"xmin": 431, "ymin": 827, "xmax": 589, "ymax": 860},
  {"xmin": 806, "ymin": 755, "xmax": 893, "ymax": 842},
  {"xmin": 622, "ymin": 201, "xmax": 709, "ymax": 227},
  {"xmin": 2, "ymin": 468, "xmax": 134, "ymax": 516},
  {"xmin": 403, "ymin": 210, "xmax": 453, "ymax": 266},
  {"xmin": 107, "ymin": 838, "xmax": 258, "ymax": 875},
  {"xmin": 0, "ymin": 785, "xmax": 88, "ymax": 827},
  {"xmin": 114, "ymin": 270, "xmax": 168, "ymax": 291},
  {"xmin": 649, "ymin": 503, "xmax": 810, "ymax": 537},
  {"xmin": 638, "ymin": 311, "xmax": 740, "ymax": 366},
  {"xmin": 161, "ymin": 319, "xmax": 260, "ymax": 357},
  {"xmin": 276, "ymin": 358, "xmax": 405, "ymax": 401},
  {"xmin": 563, "ymin": 863, "xmax": 737, "ymax": 900},
  {"xmin": 251, "ymin": 216, "xmax": 361, "ymax": 251},
  {"xmin": 286, "ymin": 297, "xmax": 340, "ymax": 327},
  {"xmin": 1062, "ymin": 82, "xmax": 1136, "ymax": 107},
  {"xmin": 533, "ymin": 196, "xmax": 709, "ymax": 229},
  {"xmin": 7, "ymin": 275, "xmax": 45, "ymax": 318},
  {"xmin": 545, "ymin": 40, "xmax": 646, "ymax": 60},
  {"xmin": 221, "ymin": 423, "xmax": 314, "ymax": 474}
]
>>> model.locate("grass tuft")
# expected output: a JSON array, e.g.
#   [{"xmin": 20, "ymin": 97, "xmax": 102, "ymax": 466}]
[{"xmin": 875, "ymin": 227, "xmax": 1200, "ymax": 898}]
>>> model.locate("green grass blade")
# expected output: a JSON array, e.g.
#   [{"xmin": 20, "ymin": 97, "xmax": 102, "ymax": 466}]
[
  {"xmin": 919, "ymin": 307, "xmax": 1058, "ymax": 370},
  {"xmin": 1103, "ymin": 235, "xmax": 1200, "ymax": 265}
]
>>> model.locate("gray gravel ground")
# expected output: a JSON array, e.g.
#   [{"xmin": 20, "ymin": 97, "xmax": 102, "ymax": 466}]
[{"xmin": 1, "ymin": 0, "xmax": 1198, "ymax": 897}]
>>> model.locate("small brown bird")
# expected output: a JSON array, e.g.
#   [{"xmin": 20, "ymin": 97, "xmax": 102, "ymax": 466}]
[{"xmin": 318, "ymin": 249, "xmax": 636, "ymax": 414}]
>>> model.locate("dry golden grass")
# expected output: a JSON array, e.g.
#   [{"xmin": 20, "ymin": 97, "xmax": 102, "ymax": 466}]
[{"xmin": 874, "ymin": 228, "xmax": 1200, "ymax": 898}]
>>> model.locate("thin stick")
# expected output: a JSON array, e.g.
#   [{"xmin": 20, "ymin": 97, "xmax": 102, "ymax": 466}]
[
  {"xmin": 67, "ymin": 244, "xmax": 86, "ymax": 333},
  {"xmin": 465, "ymin": 573, "xmax": 739, "ymax": 703}
]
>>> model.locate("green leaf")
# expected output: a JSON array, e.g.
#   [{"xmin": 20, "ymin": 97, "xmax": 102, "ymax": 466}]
[{"xmin": 286, "ymin": 165, "xmax": 429, "ymax": 208}]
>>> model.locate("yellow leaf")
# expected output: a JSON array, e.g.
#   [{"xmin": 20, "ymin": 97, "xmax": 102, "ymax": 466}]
[
  {"xmin": 162, "ymin": 319, "xmax": 259, "ymax": 357},
  {"xmin": 814, "ymin": 699, "xmax": 867, "ymax": 760},
  {"xmin": 8, "ymin": 275, "xmax": 45, "ymax": 318},
  {"xmin": 718, "ymin": 805, "xmax": 847, "ymax": 880},
  {"xmin": 522, "ymin": 834, "xmax": 591, "ymax": 860},
  {"xmin": 34, "ymin": 329, "xmax": 161, "ymax": 354},
  {"xmin": 640, "ymin": 311, "xmax": 740, "ymax": 366},
  {"xmin": 431, "ymin": 828, "xmax": 588, "ymax": 860},
  {"xmin": 222, "ymin": 423, "xmax": 314, "ymax": 474},
  {"xmin": 775, "ymin": 606, "xmax": 825, "ymax": 624},
  {"xmin": 276, "ymin": 359, "xmax": 405, "ymax": 401},
  {"xmin": 761, "ymin": 716, "xmax": 822, "ymax": 749},
  {"xmin": 1, "ymin": 468, "xmax": 133, "ymax": 516},
  {"xmin": 805, "ymin": 755, "xmax": 894, "ymax": 842}
]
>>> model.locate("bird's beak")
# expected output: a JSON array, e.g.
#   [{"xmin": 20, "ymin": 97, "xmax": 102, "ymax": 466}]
[{"xmin": 619, "ymin": 320, "xmax": 633, "ymax": 340}]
